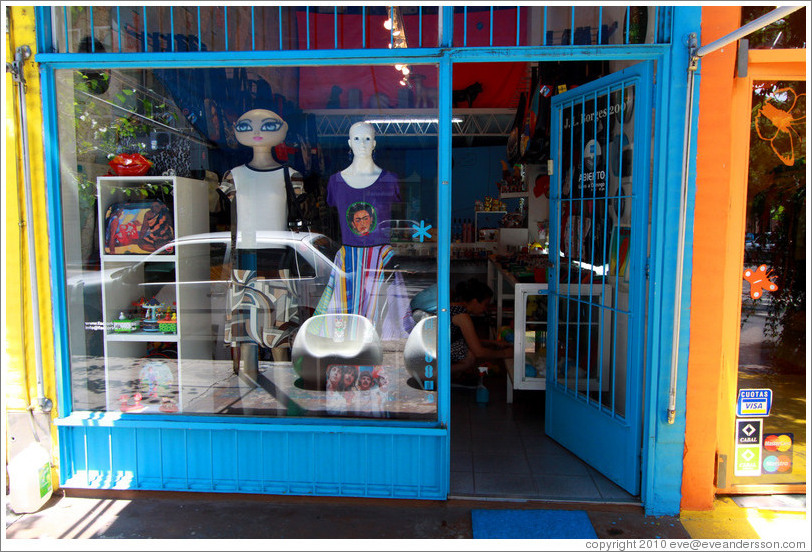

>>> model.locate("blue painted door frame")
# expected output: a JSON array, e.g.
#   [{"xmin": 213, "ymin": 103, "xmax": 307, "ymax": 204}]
[{"xmin": 34, "ymin": 5, "xmax": 701, "ymax": 515}]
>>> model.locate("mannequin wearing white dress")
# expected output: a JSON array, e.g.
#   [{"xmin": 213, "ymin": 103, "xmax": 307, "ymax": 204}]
[
  {"xmin": 219, "ymin": 108, "xmax": 302, "ymax": 248},
  {"xmin": 221, "ymin": 108, "xmax": 302, "ymax": 381}
]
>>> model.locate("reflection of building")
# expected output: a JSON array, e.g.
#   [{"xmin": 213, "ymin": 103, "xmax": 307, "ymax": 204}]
[{"xmin": 5, "ymin": 5, "xmax": 806, "ymax": 516}]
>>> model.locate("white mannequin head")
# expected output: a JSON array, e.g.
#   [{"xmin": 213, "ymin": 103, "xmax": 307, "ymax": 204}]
[
  {"xmin": 348, "ymin": 121, "xmax": 376, "ymax": 160},
  {"xmin": 234, "ymin": 108, "xmax": 288, "ymax": 150}
]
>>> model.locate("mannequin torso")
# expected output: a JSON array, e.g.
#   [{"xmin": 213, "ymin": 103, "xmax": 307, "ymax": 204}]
[
  {"xmin": 340, "ymin": 161, "xmax": 383, "ymax": 190},
  {"xmin": 219, "ymin": 108, "xmax": 302, "ymax": 248}
]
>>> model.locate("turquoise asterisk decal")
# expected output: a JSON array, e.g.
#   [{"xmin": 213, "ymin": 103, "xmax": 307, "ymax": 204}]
[{"xmin": 411, "ymin": 220, "xmax": 433, "ymax": 243}]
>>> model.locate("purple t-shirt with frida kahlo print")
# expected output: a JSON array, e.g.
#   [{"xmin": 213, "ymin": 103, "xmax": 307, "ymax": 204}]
[{"xmin": 326, "ymin": 170, "xmax": 401, "ymax": 247}]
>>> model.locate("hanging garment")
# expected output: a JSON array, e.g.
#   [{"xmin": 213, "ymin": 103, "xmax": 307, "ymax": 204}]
[{"xmin": 315, "ymin": 244, "xmax": 414, "ymax": 341}]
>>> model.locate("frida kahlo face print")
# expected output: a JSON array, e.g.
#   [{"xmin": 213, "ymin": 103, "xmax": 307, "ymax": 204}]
[{"xmin": 347, "ymin": 202, "xmax": 377, "ymax": 236}]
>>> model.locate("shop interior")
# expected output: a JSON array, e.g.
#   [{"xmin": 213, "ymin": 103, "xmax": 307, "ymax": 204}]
[{"xmin": 62, "ymin": 46, "xmax": 642, "ymax": 501}]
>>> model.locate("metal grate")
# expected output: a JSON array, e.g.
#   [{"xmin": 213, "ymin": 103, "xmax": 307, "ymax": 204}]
[
  {"xmin": 48, "ymin": 5, "xmax": 670, "ymax": 55},
  {"xmin": 552, "ymin": 78, "xmax": 642, "ymax": 417},
  {"xmin": 311, "ymin": 108, "xmax": 515, "ymax": 138}
]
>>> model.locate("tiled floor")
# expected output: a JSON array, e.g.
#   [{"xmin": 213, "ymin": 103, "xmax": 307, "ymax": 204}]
[{"xmin": 449, "ymin": 373, "xmax": 639, "ymax": 503}]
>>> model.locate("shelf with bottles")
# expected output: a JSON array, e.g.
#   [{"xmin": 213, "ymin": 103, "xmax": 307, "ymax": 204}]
[
  {"xmin": 451, "ymin": 242, "xmax": 496, "ymax": 260},
  {"xmin": 451, "ymin": 217, "xmax": 478, "ymax": 244}
]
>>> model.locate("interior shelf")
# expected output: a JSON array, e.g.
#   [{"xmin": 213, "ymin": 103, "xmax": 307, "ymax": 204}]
[{"xmin": 97, "ymin": 175, "xmax": 208, "ymax": 414}]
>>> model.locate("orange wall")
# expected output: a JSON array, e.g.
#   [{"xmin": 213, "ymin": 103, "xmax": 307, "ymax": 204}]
[{"xmin": 681, "ymin": 5, "xmax": 741, "ymax": 511}]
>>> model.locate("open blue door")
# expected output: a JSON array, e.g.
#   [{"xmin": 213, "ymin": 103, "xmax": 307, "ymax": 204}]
[{"xmin": 545, "ymin": 62, "xmax": 654, "ymax": 495}]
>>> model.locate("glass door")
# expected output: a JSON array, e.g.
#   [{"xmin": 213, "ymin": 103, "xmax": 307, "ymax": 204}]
[{"xmin": 731, "ymin": 79, "xmax": 806, "ymax": 488}]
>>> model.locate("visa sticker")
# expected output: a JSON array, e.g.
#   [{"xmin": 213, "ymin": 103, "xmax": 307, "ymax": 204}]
[{"xmin": 736, "ymin": 388, "xmax": 772, "ymax": 417}]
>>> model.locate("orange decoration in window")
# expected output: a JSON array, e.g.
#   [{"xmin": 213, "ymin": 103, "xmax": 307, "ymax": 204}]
[
  {"xmin": 754, "ymin": 87, "xmax": 806, "ymax": 166},
  {"xmin": 743, "ymin": 264, "xmax": 778, "ymax": 300}
]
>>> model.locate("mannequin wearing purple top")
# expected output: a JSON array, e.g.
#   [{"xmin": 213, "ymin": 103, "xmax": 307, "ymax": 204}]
[{"xmin": 315, "ymin": 122, "xmax": 414, "ymax": 340}]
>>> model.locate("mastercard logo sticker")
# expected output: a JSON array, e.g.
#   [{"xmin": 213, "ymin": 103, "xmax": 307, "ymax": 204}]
[
  {"xmin": 776, "ymin": 435, "xmax": 792, "ymax": 451},
  {"xmin": 763, "ymin": 434, "xmax": 793, "ymax": 452}
]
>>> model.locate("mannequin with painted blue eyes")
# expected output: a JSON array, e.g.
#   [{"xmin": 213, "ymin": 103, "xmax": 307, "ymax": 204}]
[
  {"xmin": 219, "ymin": 108, "xmax": 303, "ymax": 247},
  {"xmin": 220, "ymin": 108, "xmax": 303, "ymax": 381}
]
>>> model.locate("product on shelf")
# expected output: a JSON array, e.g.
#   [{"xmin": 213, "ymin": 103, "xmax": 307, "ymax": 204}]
[
  {"xmin": 140, "ymin": 297, "xmax": 163, "ymax": 332},
  {"xmin": 112, "ymin": 311, "xmax": 140, "ymax": 333}
]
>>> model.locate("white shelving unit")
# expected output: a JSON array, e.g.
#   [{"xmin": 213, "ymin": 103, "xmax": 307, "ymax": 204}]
[
  {"xmin": 97, "ymin": 175, "xmax": 208, "ymax": 413},
  {"xmin": 496, "ymin": 189, "xmax": 529, "ymax": 253},
  {"xmin": 488, "ymin": 259, "xmax": 612, "ymax": 403},
  {"xmin": 499, "ymin": 191, "xmax": 529, "ymax": 199}
]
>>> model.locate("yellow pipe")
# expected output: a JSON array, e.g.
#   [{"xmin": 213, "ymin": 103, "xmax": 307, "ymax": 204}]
[{"xmin": 5, "ymin": 6, "xmax": 59, "ymax": 488}]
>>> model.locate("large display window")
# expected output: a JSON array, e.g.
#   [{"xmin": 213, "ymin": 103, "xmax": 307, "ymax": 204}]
[{"xmin": 56, "ymin": 63, "xmax": 440, "ymax": 421}]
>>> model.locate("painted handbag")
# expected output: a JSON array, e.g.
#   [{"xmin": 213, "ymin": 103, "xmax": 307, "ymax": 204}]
[{"xmin": 103, "ymin": 200, "xmax": 174, "ymax": 255}]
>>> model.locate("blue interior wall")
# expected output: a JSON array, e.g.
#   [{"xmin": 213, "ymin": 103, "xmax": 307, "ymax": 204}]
[{"xmin": 451, "ymin": 145, "xmax": 506, "ymax": 222}]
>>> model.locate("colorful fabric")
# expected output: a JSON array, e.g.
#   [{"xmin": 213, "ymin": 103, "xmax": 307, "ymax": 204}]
[
  {"xmin": 326, "ymin": 170, "xmax": 400, "ymax": 247},
  {"xmin": 315, "ymin": 245, "xmax": 414, "ymax": 340}
]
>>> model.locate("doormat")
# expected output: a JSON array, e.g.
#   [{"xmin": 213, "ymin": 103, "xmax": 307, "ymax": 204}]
[
  {"xmin": 471, "ymin": 509, "xmax": 597, "ymax": 539},
  {"xmin": 731, "ymin": 494, "xmax": 806, "ymax": 511}
]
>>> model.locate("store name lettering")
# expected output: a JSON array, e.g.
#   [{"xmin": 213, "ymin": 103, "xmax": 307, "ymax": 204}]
[{"xmin": 563, "ymin": 101, "xmax": 626, "ymax": 130}]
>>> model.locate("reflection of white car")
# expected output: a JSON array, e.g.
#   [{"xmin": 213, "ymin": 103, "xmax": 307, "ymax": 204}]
[
  {"xmin": 65, "ymin": 231, "xmax": 343, "ymax": 358},
  {"xmin": 379, "ymin": 219, "xmax": 423, "ymax": 242}
]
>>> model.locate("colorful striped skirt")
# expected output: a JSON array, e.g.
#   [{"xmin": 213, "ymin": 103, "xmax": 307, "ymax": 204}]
[{"xmin": 315, "ymin": 245, "xmax": 414, "ymax": 340}]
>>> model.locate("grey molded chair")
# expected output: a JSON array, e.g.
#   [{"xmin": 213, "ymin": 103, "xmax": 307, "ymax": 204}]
[
  {"xmin": 403, "ymin": 315, "xmax": 437, "ymax": 390},
  {"xmin": 290, "ymin": 313, "xmax": 383, "ymax": 389}
]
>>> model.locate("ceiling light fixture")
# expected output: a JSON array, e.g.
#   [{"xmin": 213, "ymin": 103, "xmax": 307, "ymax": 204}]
[{"xmin": 386, "ymin": 6, "xmax": 411, "ymax": 85}]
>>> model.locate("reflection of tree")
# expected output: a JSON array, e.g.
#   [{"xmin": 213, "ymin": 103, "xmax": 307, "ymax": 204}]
[
  {"xmin": 62, "ymin": 69, "xmax": 182, "ymax": 263},
  {"xmin": 744, "ymin": 81, "xmax": 806, "ymax": 371},
  {"xmin": 742, "ymin": 6, "xmax": 807, "ymax": 49}
]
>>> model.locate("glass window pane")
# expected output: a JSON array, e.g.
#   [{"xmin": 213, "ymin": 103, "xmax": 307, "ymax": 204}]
[
  {"xmin": 741, "ymin": 7, "xmax": 807, "ymax": 50},
  {"xmin": 56, "ymin": 63, "xmax": 439, "ymax": 421},
  {"xmin": 734, "ymin": 80, "xmax": 806, "ymax": 485}
]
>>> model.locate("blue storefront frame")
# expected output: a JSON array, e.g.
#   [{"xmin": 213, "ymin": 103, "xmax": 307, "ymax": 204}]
[{"xmin": 36, "ymin": 6, "xmax": 701, "ymax": 515}]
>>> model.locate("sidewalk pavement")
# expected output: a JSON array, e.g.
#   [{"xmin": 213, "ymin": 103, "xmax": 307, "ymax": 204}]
[{"xmin": 4, "ymin": 490, "xmax": 810, "ymax": 544}]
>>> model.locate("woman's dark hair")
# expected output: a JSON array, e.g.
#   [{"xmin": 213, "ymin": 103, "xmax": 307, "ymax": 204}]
[
  {"xmin": 347, "ymin": 202, "xmax": 374, "ymax": 218},
  {"xmin": 453, "ymin": 278, "xmax": 494, "ymax": 303}
]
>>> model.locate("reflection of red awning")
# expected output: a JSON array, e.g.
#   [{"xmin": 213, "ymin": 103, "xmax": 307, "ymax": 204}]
[
  {"xmin": 298, "ymin": 62, "xmax": 527, "ymax": 111},
  {"xmin": 296, "ymin": 9, "xmax": 528, "ymax": 111}
]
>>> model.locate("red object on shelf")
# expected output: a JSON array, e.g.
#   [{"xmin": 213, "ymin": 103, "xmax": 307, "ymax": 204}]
[{"xmin": 109, "ymin": 153, "xmax": 152, "ymax": 176}]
